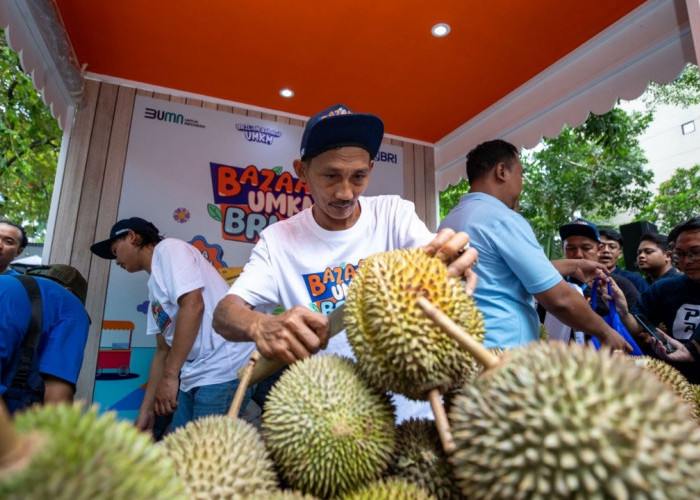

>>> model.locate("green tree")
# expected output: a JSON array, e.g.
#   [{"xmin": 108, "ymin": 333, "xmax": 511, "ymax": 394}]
[
  {"xmin": 1, "ymin": 29, "xmax": 61, "ymax": 241},
  {"xmin": 519, "ymin": 107, "xmax": 654, "ymax": 258},
  {"xmin": 643, "ymin": 63, "xmax": 700, "ymax": 109},
  {"xmin": 636, "ymin": 164, "xmax": 700, "ymax": 233},
  {"xmin": 439, "ymin": 178, "xmax": 469, "ymax": 219}
]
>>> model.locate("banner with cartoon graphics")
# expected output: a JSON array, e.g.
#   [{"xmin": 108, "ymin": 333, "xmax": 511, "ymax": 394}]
[{"xmin": 93, "ymin": 95, "xmax": 404, "ymax": 422}]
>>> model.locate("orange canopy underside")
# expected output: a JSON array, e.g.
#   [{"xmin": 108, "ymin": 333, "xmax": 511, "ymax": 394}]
[{"xmin": 55, "ymin": 0, "xmax": 648, "ymax": 143}]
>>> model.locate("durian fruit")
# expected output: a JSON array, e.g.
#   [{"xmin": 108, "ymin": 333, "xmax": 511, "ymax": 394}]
[
  {"xmin": 691, "ymin": 384, "xmax": 700, "ymax": 415},
  {"xmin": 0, "ymin": 403, "xmax": 187, "ymax": 500},
  {"xmin": 386, "ymin": 418, "xmax": 462, "ymax": 500},
  {"xmin": 262, "ymin": 355, "xmax": 396, "ymax": 499},
  {"xmin": 161, "ymin": 414, "xmax": 278, "ymax": 499},
  {"xmin": 345, "ymin": 248, "xmax": 485, "ymax": 399},
  {"xmin": 341, "ymin": 478, "xmax": 436, "ymax": 500},
  {"xmin": 631, "ymin": 355, "xmax": 699, "ymax": 419},
  {"xmin": 539, "ymin": 322, "xmax": 549, "ymax": 341},
  {"xmin": 262, "ymin": 490, "xmax": 320, "ymax": 499},
  {"xmin": 449, "ymin": 342, "xmax": 700, "ymax": 499}
]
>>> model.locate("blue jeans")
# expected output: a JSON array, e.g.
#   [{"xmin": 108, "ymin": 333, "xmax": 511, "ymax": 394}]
[{"xmin": 171, "ymin": 379, "xmax": 252, "ymax": 431}]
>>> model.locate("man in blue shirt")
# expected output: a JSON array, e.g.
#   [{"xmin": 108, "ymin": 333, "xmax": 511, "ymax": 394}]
[
  {"xmin": 0, "ymin": 220, "xmax": 27, "ymax": 276},
  {"xmin": 0, "ymin": 265, "xmax": 90, "ymax": 413},
  {"xmin": 439, "ymin": 139, "xmax": 631, "ymax": 352}
]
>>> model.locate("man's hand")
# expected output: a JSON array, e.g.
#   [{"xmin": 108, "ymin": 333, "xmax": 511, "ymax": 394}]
[
  {"xmin": 135, "ymin": 407, "xmax": 155, "ymax": 432},
  {"xmin": 154, "ymin": 372, "xmax": 179, "ymax": 416},
  {"xmin": 422, "ymin": 228, "xmax": 479, "ymax": 295},
  {"xmin": 250, "ymin": 305, "xmax": 329, "ymax": 365},
  {"xmin": 650, "ymin": 332, "xmax": 694, "ymax": 362},
  {"xmin": 551, "ymin": 258, "xmax": 608, "ymax": 284},
  {"xmin": 597, "ymin": 326, "xmax": 634, "ymax": 353}
]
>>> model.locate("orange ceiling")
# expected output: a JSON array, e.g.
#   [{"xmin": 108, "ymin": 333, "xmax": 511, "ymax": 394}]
[{"xmin": 54, "ymin": 0, "xmax": 648, "ymax": 143}]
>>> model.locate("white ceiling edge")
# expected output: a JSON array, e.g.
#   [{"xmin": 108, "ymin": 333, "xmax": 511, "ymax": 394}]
[
  {"xmin": 435, "ymin": 0, "xmax": 696, "ymax": 191},
  {"xmin": 0, "ymin": 0, "xmax": 81, "ymax": 130}
]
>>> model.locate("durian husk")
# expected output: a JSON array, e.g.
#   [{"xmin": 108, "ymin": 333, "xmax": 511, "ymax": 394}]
[
  {"xmin": 631, "ymin": 355, "xmax": 699, "ymax": 420},
  {"xmin": 341, "ymin": 478, "xmax": 436, "ymax": 500},
  {"xmin": 161, "ymin": 414, "xmax": 278, "ymax": 499},
  {"xmin": 262, "ymin": 355, "xmax": 396, "ymax": 499},
  {"xmin": 449, "ymin": 342, "xmax": 700, "ymax": 499},
  {"xmin": 0, "ymin": 404, "xmax": 187, "ymax": 500},
  {"xmin": 386, "ymin": 418, "xmax": 462, "ymax": 500},
  {"xmin": 345, "ymin": 248, "xmax": 485, "ymax": 399},
  {"xmin": 539, "ymin": 322, "xmax": 549, "ymax": 341}
]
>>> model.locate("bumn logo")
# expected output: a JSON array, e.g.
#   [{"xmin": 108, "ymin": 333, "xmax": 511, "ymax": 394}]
[{"xmin": 144, "ymin": 107, "xmax": 184, "ymax": 124}]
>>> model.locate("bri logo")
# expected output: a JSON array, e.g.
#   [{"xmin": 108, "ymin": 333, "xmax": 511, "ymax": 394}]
[{"xmin": 236, "ymin": 124, "xmax": 283, "ymax": 145}]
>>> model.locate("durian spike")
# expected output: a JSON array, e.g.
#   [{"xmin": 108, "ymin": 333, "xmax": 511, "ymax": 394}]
[
  {"xmin": 0, "ymin": 399, "xmax": 43, "ymax": 477},
  {"xmin": 428, "ymin": 389, "xmax": 456, "ymax": 455},
  {"xmin": 228, "ymin": 351, "xmax": 260, "ymax": 418},
  {"xmin": 416, "ymin": 296, "xmax": 500, "ymax": 370}
]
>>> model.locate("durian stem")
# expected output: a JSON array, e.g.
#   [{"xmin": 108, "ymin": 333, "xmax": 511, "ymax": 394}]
[
  {"xmin": 428, "ymin": 389, "xmax": 456, "ymax": 455},
  {"xmin": 228, "ymin": 351, "xmax": 260, "ymax": 418},
  {"xmin": 416, "ymin": 296, "xmax": 499, "ymax": 369}
]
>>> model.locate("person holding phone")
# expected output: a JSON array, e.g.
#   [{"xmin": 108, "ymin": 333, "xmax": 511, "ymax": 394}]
[{"xmin": 608, "ymin": 216, "xmax": 700, "ymax": 382}]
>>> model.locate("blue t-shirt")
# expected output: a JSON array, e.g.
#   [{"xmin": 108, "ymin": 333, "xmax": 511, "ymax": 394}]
[
  {"xmin": 0, "ymin": 275, "xmax": 90, "ymax": 395},
  {"xmin": 439, "ymin": 192, "xmax": 562, "ymax": 348},
  {"xmin": 1, "ymin": 268, "xmax": 20, "ymax": 276}
]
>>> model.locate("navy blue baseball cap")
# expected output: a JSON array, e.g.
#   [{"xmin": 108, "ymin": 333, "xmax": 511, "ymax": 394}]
[
  {"xmin": 299, "ymin": 104, "xmax": 384, "ymax": 160},
  {"xmin": 90, "ymin": 217, "xmax": 158, "ymax": 259},
  {"xmin": 559, "ymin": 218, "xmax": 601, "ymax": 243}
]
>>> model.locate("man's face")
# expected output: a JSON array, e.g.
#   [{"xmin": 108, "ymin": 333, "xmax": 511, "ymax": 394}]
[
  {"xmin": 674, "ymin": 230, "xmax": 700, "ymax": 282},
  {"xmin": 563, "ymin": 235, "xmax": 601, "ymax": 261},
  {"xmin": 636, "ymin": 240, "xmax": 669, "ymax": 274},
  {"xmin": 599, "ymin": 236, "xmax": 622, "ymax": 271},
  {"xmin": 110, "ymin": 232, "xmax": 141, "ymax": 273},
  {"xmin": 0, "ymin": 223, "xmax": 24, "ymax": 272},
  {"xmin": 293, "ymin": 146, "xmax": 372, "ymax": 231},
  {"xmin": 504, "ymin": 157, "xmax": 524, "ymax": 210}
]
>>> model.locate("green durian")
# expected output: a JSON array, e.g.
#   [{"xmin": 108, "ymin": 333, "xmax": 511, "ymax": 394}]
[
  {"xmin": 345, "ymin": 248, "xmax": 485, "ymax": 399},
  {"xmin": 262, "ymin": 355, "xmax": 395, "ymax": 499},
  {"xmin": 341, "ymin": 478, "xmax": 436, "ymax": 500}
]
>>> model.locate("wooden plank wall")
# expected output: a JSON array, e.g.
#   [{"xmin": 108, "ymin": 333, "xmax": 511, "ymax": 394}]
[{"xmin": 53, "ymin": 81, "xmax": 436, "ymax": 402}]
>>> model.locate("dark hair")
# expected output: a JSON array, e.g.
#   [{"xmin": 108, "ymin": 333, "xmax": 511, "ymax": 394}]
[
  {"xmin": 670, "ymin": 216, "xmax": 700, "ymax": 243},
  {"xmin": 599, "ymin": 228, "xmax": 623, "ymax": 245},
  {"xmin": 0, "ymin": 219, "xmax": 28, "ymax": 249},
  {"xmin": 117, "ymin": 222, "xmax": 163, "ymax": 249},
  {"xmin": 466, "ymin": 139, "xmax": 519, "ymax": 183},
  {"xmin": 640, "ymin": 232, "xmax": 670, "ymax": 252}
]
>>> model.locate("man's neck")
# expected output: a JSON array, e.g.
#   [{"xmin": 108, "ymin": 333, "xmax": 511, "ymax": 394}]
[{"xmin": 650, "ymin": 263, "xmax": 672, "ymax": 281}]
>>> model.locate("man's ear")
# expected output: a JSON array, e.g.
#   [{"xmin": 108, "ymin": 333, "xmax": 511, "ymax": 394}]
[
  {"xmin": 293, "ymin": 158, "xmax": 307, "ymax": 181},
  {"xmin": 494, "ymin": 161, "xmax": 507, "ymax": 182}
]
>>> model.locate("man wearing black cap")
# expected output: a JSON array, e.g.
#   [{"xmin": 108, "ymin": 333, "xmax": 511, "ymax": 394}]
[
  {"xmin": 91, "ymin": 218, "xmax": 255, "ymax": 431},
  {"xmin": 213, "ymin": 104, "xmax": 478, "ymax": 421},
  {"xmin": 0, "ymin": 264, "xmax": 90, "ymax": 413},
  {"xmin": 559, "ymin": 218, "xmax": 639, "ymax": 316}
]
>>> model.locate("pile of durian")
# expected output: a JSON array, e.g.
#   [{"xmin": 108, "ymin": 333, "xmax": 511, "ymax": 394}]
[{"xmin": 3, "ymin": 248, "xmax": 700, "ymax": 499}]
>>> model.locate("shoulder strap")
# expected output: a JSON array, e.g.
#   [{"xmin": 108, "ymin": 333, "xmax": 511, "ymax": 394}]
[{"xmin": 10, "ymin": 275, "xmax": 43, "ymax": 388}]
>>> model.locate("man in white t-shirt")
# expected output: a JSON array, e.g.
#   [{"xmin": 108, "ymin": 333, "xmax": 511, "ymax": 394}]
[
  {"xmin": 212, "ymin": 104, "xmax": 478, "ymax": 420},
  {"xmin": 91, "ymin": 218, "xmax": 255, "ymax": 431}
]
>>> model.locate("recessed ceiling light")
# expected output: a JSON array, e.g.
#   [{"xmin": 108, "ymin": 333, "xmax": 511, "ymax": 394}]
[
  {"xmin": 279, "ymin": 88, "xmax": 294, "ymax": 98},
  {"xmin": 431, "ymin": 23, "xmax": 450, "ymax": 37}
]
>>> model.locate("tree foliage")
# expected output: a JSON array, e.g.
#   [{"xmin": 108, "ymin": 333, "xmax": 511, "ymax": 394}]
[
  {"xmin": 635, "ymin": 164, "xmax": 700, "ymax": 233},
  {"xmin": 1, "ymin": 30, "xmax": 61, "ymax": 241},
  {"xmin": 643, "ymin": 63, "xmax": 700, "ymax": 109},
  {"xmin": 519, "ymin": 108, "xmax": 654, "ymax": 258},
  {"xmin": 439, "ymin": 178, "xmax": 469, "ymax": 219}
]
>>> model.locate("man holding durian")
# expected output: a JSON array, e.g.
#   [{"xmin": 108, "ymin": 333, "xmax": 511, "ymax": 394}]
[{"xmin": 213, "ymin": 104, "xmax": 478, "ymax": 420}]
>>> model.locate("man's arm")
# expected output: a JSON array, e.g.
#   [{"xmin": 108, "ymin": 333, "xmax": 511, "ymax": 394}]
[
  {"xmin": 535, "ymin": 280, "xmax": 632, "ymax": 352},
  {"xmin": 135, "ymin": 333, "xmax": 169, "ymax": 431},
  {"xmin": 551, "ymin": 259, "xmax": 607, "ymax": 283},
  {"xmin": 152, "ymin": 288, "xmax": 205, "ymax": 416},
  {"xmin": 213, "ymin": 295, "xmax": 329, "ymax": 365},
  {"xmin": 42, "ymin": 375, "xmax": 75, "ymax": 404}
]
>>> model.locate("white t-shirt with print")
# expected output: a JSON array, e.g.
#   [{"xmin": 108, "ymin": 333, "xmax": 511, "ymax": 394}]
[
  {"xmin": 229, "ymin": 195, "xmax": 436, "ymax": 421},
  {"xmin": 147, "ymin": 238, "xmax": 255, "ymax": 391}
]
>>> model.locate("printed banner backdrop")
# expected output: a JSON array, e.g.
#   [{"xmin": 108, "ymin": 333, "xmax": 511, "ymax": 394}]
[{"xmin": 93, "ymin": 96, "xmax": 404, "ymax": 421}]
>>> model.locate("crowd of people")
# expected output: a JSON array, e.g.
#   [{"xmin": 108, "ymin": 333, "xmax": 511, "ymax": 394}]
[{"xmin": 1, "ymin": 104, "xmax": 698, "ymax": 437}]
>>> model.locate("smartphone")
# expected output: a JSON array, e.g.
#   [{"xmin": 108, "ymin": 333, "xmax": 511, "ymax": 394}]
[{"xmin": 633, "ymin": 313, "xmax": 675, "ymax": 353}]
